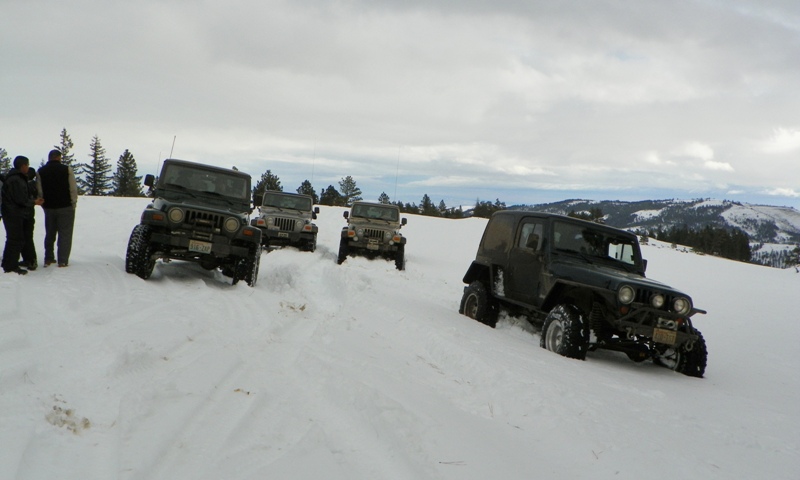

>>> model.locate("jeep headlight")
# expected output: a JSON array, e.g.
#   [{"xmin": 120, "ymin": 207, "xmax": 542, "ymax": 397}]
[
  {"xmin": 168, "ymin": 207, "xmax": 184, "ymax": 224},
  {"xmin": 673, "ymin": 297, "xmax": 692, "ymax": 315},
  {"xmin": 224, "ymin": 217, "xmax": 240, "ymax": 233},
  {"xmin": 650, "ymin": 294, "xmax": 665, "ymax": 309},
  {"xmin": 357, "ymin": 228, "xmax": 364, "ymax": 237},
  {"xmin": 618, "ymin": 285, "xmax": 635, "ymax": 304}
]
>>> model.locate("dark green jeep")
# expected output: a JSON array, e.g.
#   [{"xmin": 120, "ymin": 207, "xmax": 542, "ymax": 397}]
[
  {"xmin": 459, "ymin": 211, "xmax": 708, "ymax": 377},
  {"xmin": 125, "ymin": 159, "xmax": 262, "ymax": 286}
]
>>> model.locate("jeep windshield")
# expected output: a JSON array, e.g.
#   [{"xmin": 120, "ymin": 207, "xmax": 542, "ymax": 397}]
[
  {"xmin": 160, "ymin": 164, "xmax": 249, "ymax": 206},
  {"xmin": 552, "ymin": 221, "xmax": 642, "ymax": 270},
  {"xmin": 351, "ymin": 204, "xmax": 399, "ymax": 222},
  {"xmin": 262, "ymin": 193, "xmax": 312, "ymax": 212}
]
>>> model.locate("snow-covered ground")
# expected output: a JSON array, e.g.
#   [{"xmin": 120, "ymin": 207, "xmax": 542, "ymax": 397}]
[{"xmin": 1, "ymin": 197, "xmax": 798, "ymax": 480}]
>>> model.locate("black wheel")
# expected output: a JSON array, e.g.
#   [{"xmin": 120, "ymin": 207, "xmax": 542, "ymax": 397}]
[
  {"xmin": 540, "ymin": 304, "xmax": 589, "ymax": 360},
  {"xmin": 337, "ymin": 238, "xmax": 348, "ymax": 264},
  {"xmin": 459, "ymin": 281, "xmax": 498, "ymax": 328},
  {"xmin": 394, "ymin": 245, "xmax": 405, "ymax": 271},
  {"xmin": 305, "ymin": 235, "xmax": 317, "ymax": 252},
  {"xmin": 232, "ymin": 245, "xmax": 261, "ymax": 287},
  {"xmin": 655, "ymin": 329, "xmax": 707, "ymax": 378},
  {"xmin": 125, "ymin": 224, "xmax": 156, "ymax": 279}
]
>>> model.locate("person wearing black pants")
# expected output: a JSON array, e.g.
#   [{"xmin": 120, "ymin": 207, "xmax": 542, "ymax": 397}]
[{"xmin": 1, "ymin": 156, "xmax": 43, "ymax": 274}]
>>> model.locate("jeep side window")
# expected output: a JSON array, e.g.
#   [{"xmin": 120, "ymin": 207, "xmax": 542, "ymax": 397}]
[{"xmin": 518, "ymin": 221, "xmax": 544, "ymax": 251}]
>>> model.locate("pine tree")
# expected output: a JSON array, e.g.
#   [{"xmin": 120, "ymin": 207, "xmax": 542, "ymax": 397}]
[
  {"xmin": 54, "ymin": 128, "xmax": 85, "ymax": 193},
  {"xmin": 296, "ymin": 179, "xmax": 319, "ymax": 204},
  {"xmin": 438, "ymin": 199, "xmax": 447, "ymax": 216},
  {"xmin": 378, "ymin": 192, "xmax": 390, "ymax": 204},
  {"xmin": 338, "ymin": 175, "xmax": 362, "ymax": 206},
  {"xmin": 80, "ymin": 135, "xmax": 113, "ymax": 196},
  {"xmin": 253, "ymin": 169, "xmax": 283, "ymax": 198},
  {"xmin": 112, "ymin": 149, "xmax": 144, "ymax": 197},
  {"xmin": 0, "ymin": 147, "xmax": 10, "ymax": 175},
  {"xmin": 420, "ymin": 194, "xmax": 439, "ymax": 216},
  {"xmin": 319, "ymin": 185, "xmax": 343, "ymax": 206}
]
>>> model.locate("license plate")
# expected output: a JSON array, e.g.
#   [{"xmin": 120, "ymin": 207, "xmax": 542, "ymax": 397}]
[
  {"xmin": 278, "ymin": 232, "xmax": 289, "ymax": 238},
  {"xmin": 366, "ymin": 240, "xmax": 380, "ymax": 251},
  {"xmin": 189, "ymin": 239, "xmax": 212, "ymax": 254},
  {"xmin": 653, "ymin": 328, "xmax": 677, "ymax": 345}
]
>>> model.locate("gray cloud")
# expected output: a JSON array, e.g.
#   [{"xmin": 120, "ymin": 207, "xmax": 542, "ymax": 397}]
[{"xmin": 2, "ymin": 0, "xmax": 798, "ymax": 208}]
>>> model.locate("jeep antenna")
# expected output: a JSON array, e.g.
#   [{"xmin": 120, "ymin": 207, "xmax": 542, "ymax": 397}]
[
  {"xmin": 169, "ymin": 135, "xmax": 176, "ymax": 159},
  {"xmin": 394, "ymin": 145, "xmax": 401, "ymax": 200}
]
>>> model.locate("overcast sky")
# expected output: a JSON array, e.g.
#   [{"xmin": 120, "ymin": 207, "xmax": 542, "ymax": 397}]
[{"xmin": 2, "ymin": 0, "xmax": 799, "ymax": 209}]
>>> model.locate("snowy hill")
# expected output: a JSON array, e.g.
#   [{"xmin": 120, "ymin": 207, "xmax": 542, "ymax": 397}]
[
  {"xmin": 1, "ymin": 196, "xmax": 798, "ymax": 480},
  {"xmin": 524, "ymin": 198, "xmax": 800, "ymax": 245}
]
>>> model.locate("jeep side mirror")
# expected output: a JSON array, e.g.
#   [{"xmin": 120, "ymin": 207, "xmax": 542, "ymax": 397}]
[
  {"xmin": 642, "ymin": 259, "xmax": 648, "ymax": 273},
  {"xmin": 314, "ymin": 207, "xmax": 320, "ymax": 214},
  {"xmin": 343, "ymin": 211, "xmax": 349, "ymax": 219},
  {"xmin": 253, "ymin": 193, "xmax": 263, "ymax": 207},
  {"xmin": 401, "ymin": 218, "xmax": 407, "ymax": 226},
  {"xmin": 144, "ymin": 174, "xmax": 155, "ymax": 188}
]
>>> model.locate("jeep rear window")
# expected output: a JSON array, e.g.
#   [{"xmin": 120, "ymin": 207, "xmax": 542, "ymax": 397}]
[{"xmin": 482, "ymin": 214, "xmax": 515, "ymax": 253}]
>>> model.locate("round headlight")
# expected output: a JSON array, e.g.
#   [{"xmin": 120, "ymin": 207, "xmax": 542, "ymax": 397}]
[
  {"xmin": 357, "ymin": 228, "xmax": 364, "ymax": 237},
  {"xmin": 673, "ymin": 297, "xmax": 691, "ymax": 315},
  {"xmin": 618, "ymin": 285, "xmax": 635, "ymax": 304},
  {"xmin": 650, "ymin": 294, "xmax": 665, "ymax": 309},
  {"xmin": 224, "ymin": 217, "xmax": 240, "ymax": 233},
  {"xmin": 168, "ymin": 207, "xmax": 184, "ymax": 223}
]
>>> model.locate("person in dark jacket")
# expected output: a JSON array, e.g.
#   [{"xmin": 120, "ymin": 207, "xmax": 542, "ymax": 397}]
[
  {"xmin": 37, "ymin": 149, "xmax": 78, "ymax": 267},
  {"xmin": 1, "ymin": 156, "xmax": 44, "ymax": 274},
  {"xmin": 19, "ymin": 167, "xmax": 42, "ymax": 270}
]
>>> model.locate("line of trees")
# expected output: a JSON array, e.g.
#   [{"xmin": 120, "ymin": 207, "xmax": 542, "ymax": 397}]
[
  {"xmin": 647, "ymin": 224, "xmax": 752, "ymax": 262},
  {"xmin": 1, "ymin": 128, "xmax": 145, "ymax": 197}
]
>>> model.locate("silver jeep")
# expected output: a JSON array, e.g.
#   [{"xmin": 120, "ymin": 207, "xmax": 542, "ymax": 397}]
[
  {"xmin": 251, "ymin": 191, "xmax": 319, "ymax": 252},
  {"xmin": 338, "ymin": 201, "xmax": 407, "ymax": 270}
]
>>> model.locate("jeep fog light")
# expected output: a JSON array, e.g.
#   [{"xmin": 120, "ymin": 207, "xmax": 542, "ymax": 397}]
[
  {"xmin": 673, "ymin": 297, "xmax": 691, "ymax": 315},
  {"xmin": 168, "ymin": 207, "xmax": 185, "ymax": 223},
  {"xmin": 650, "ymin": 294, "xmax": 665, "ymax": 309},
  {"xmin": 618, "ymin": 285, "xmax": 635, "ymax": 304},
  {"xmin": 224, "ymin": 217, "xmax": 240, "ymax": 233}
]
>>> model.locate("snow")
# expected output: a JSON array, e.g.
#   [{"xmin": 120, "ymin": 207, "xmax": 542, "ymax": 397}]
[
  {"xmin": 632, "ymin": 209, "xmax": 663, "ymax": 221},
  {"xmin": 1, "ymin": 196, "xmax": 798, "ymax": 480}
]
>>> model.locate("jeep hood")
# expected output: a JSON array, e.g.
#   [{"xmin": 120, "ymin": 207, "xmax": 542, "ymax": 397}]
[{"xmin": 550, "ymin": 258, "xmax": 687, "ymax": 296}]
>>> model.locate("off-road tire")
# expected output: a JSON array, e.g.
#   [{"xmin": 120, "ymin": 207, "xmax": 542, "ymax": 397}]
[
  {"xmin": 232, "ymin": 245, "xmax": 261, "ymax": 287},
  {"xmin": 395, "ymin": 245, "xmax": 405, "ymax": 271},
  {"xmin": 656, "ymin": 329, "xmax": 707, "ymax": 378},
  {"xmin": 540, "ymin": 304, "xmax": 589, "ymax": 360},
  {"xmin": 126, "ymin": 224, "xmax": 156, "ymax": 280},
  {"xmin": 337, "ymin": 238, "xmax": 348, "ymax": 264},
  {"xmin": 304, "ymin": 235, "xmax": 317, "ymax": 252},
  {"xmin": 459, "ymin": 281, "xmax": 499, "ymax": 328}
]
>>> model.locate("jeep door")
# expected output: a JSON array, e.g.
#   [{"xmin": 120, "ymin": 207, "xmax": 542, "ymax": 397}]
[{"xmin": 506, "ymin": 218, "xmax": 546, "ymax": 306}]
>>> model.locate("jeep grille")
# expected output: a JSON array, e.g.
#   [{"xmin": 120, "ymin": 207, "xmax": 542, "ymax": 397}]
[
  {"xmin": 363, "ymin": 228, "xmax": 386, "ymax": 240},
  {"xmin": 274, "ymin": 217, "xmax": 297, "ymax": 231},
  {"xmin": 185, "ymin": 209, "xmax": 224, "ymax": 231}
]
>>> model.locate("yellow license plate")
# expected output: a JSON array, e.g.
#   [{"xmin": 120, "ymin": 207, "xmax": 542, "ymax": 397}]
[{"xmin": 653, "ymin": 328, "xmax": 677, "ymax": 345}]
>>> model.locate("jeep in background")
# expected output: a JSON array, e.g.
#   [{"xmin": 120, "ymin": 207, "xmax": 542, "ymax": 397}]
[
  {"xmin": 125, "ymin": 158, "xmax": 262, "ymax": 286},
  {"xmin": 338, "ymin": 201, "xmax": 407, "ymax": 270},
  {"xmin": 251, "ymin": 191, "xmax": 319, "ymax": 252},
  {"xmin": 459, "ymin": 211, "xmax": 708, "ymax": 377}
]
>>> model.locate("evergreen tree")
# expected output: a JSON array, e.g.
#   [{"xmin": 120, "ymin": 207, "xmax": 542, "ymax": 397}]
[
  {"xmin": 420, "ymin": 194, "xmax": 439, "ymax": 216},
  {"xmin": 378, "ymin": 192, "xmax": 390, "ymax": 204},
  {"xmin": 438, "ymin": 199, "xmax": 447, "ymax": 216},
  {"xmin": 338, "ymin": 175, "xmax": 362, "ymax": 206},
  {"xmin": 472, "ymin": 198, "xmax": 506, "ymax": 218},
  {"xmin": 80, "ymin": 135, "xmax": 113, "ymax": 196},
  {"xmin": 296, "ymin": 179, "xmax": 319, "ymax": 204},
  {"xmin": 55, "ymin": 128, "xmax": 84, "ymax": 193},
  {"xmin": 0, "ymin": 147, "xmax": 10, "ymax": 175},
  {"xmin": 319, "ymin": 184, "xmax": 343, "ymax": 206},
  {"xmin": 253, "ymin": 169, "xmax": 283, "ymax": 198},
  {"xmin": 112, "ymin": 149, "xmax": 144, "ymax": 197}
]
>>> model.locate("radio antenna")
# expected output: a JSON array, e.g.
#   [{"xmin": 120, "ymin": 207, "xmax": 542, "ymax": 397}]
[
  {"xmin": 394, "ymin": 145, "xmax": 401, "ymax": 200},
  {"xmin": 169, "ymin": 135, "xmax": 176, "ymax": 159}
]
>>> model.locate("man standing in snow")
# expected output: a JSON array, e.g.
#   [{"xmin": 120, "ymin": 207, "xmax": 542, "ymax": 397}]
[
  {"xmin": 1, "ymin": 156, "xmax": 43, "ymax": 274},
  {"xmin": 37, "ymin": 149, "xmax": 78, "ymax": 268}
]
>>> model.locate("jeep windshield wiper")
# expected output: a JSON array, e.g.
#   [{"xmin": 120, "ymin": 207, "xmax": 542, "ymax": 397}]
[
  {"xmin": 555, "ymin": 248, "xmax": 594, "ymax": 264},
  {"xmin": 164, "ymin": 183, "xmax": 198, "ymax": 198}
]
